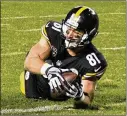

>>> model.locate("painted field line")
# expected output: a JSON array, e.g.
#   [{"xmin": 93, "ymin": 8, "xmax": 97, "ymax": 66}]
[
  {"xmin": 39, "ymin": 14, "xmax": 65, "ymax": 18},
  {"xmin": 105, "ymin": 102, "xmax": 125, "ymax": 107},
  {"xmin": 1, "ymin": 15, "xmax": 65, "ymax": 20},
  {"xmin": 1, "ymin": 47, "xmax": 125, "ymax": 56},
  {"xmin": 123, "ymin": 74, "xmax": 126, "ymax": 76},
  {"xmin": 1, "ymin": 13, "xmax": 125, "ymax": 20},
  {"xmin": 2, "ymin": 102, "xmax": 125, "ymax": 114},
  {"xmin": 1, "ymin": 105, "xmax": 72, "ymax": 114},
  {"xmin": 101, "ymin": 13, "xmax": 125, "ymax": 15},
  {"xmin": 1, "ymin": 16, "xmax": 35, "ymax": 20},
  {"xmin": 1, "ymin": 52, "xmax": 26, "ymax": 56},
  {"xmin": 1, "ymin": 24, "xmax": 10, "ymax": 26},
  {"xmin": 16, "ymin": 29, "xmax": 40, "ymax": 32},
  {"xmin": 99, "ymin": 46, "xmax": 125, "ymax": 50},
  {"xmin": 99, "ymin": 32, "xmax": 110, "ymax": 35}
]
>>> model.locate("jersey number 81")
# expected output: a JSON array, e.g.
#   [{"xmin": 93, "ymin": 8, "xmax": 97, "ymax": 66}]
[{"xmin": 86, "ymin": 53, "xmax": 101, "ymax": 66}]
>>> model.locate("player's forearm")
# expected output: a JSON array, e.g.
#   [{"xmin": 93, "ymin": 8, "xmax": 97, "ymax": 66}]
[{"xmin": 24, "ymin": 40, "xmax": 51, "ymax": 74}]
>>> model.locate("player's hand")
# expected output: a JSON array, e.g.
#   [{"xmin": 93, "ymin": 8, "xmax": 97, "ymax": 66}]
[
  {"xmin": 46, "ymin": 66, "xmax": 67, "ymax": 93},
  {"xmin": 65, "ymin": 82, "xmax": 83, "ymax": 99}
]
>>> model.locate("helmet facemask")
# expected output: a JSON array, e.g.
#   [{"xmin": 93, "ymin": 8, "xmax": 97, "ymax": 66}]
[{"xmin": 62, "ymin": 20, "xmax": 89, "ymax": 49}]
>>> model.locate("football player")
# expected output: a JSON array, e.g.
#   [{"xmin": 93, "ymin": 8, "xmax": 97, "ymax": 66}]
[{"xmin": 20, "ymin": 6, "xmax": 107, "ymax": 108}]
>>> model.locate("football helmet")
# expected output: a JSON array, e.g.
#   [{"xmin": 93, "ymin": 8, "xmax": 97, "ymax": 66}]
[{"xmin": 61, "ymin": 6, "xmax": 99, "ymax": 49}]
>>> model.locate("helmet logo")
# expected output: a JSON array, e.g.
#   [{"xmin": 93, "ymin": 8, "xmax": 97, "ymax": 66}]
[{"xmin": 66, "ymin": 14, "xmax": 80, "ymax": 29}]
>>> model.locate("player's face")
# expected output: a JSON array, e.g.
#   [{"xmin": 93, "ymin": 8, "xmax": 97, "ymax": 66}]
[
  {"xmin": 63, "ymin": 24, "xmax": 86, "ymax": 48},
  {"xmin": 66, "ymin": 28, "xmax": 84, "ymax": 40},
  {"xmin": 63, "ymin": 25, "xmax": 84, "ymax": 41}
]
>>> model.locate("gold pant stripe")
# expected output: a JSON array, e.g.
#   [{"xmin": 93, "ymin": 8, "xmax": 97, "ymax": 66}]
[{"xmin": 20, "ymin": 71, "xmax": 25, "ymax": 94}]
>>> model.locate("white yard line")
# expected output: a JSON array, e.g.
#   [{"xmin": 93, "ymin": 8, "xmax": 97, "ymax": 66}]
[
  {"xmin": 1, "ymin": 105, "xmax": 72, "ymax": 114},
  {"xmin": 1, "ymin": 47, "xmax": 126, "ymax": 56},
  {"xmin": 100, "ymin": 46, "xmax": 126, "ymax": 50},
  {"xmin": 99, "ymin": 32, "xmax": 110, "ymax": 35},
  {"xmin": 101, "ymin": 13, "xmax": 125, "ymax": 15},
  {"xmin": 39, "ymin": 14, "xmax": 65, "ymax": 18},
  {"xmin": 16, "ymin": 29, "xmax": 40, "ymax": 32},
  {"xmin": 1, "ymin": 16, "xmax": 35, "ymax": 19},
  {"xmin": 105, "ymin": 102, "xmax": 125, "ymax": 107},
  {"xmin": 1, "ymin": 52, "xmax": 26, "ymax": 56},
  {"xmin": 1, "ymin": 15, "xmax": 65, "ymax": 20},
  {"xmin": 1, "ymin": 102, "xmax": 125, "ymax": 114},
  {"xmin": 1, "ymin": 13, "xmax": 125, "ymax": 20},
  {"xmin": 1, "ymin": 24, "xmax": 10, "ymax": 26}
]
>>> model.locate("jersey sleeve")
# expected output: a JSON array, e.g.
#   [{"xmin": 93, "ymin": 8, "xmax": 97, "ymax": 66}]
[
  {"xmin": 82, "ymin": 66, "xmax": 107, "ymax": 80},
  {"xmin": 41, "ymin": 21, "xmax": 62, "ymax": 47},
  {"xmin": 41, "ymin": 24, "xmax": 49, "ymax": 40},
  {"xmin": 80, "ymin": 51, "xmax": 108, "ymax": 80},
  {"xmin": 41, "ymin": 21, "xmax": 53, "ymax": 46},
  {"xmin": 41, "ymin": 21, "xmax": 57, "ymax": 38}
]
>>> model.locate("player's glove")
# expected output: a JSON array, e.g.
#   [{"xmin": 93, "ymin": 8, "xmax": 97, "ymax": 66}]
[
  {"xmin": 46, "ymin": 66, "xmax": 68, "ymax": 93},
  {"xmin": 65, "ymin": 82, "xmax": 84, "ymax": 100}
]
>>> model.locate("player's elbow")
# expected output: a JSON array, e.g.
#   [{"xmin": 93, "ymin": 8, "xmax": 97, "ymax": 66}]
[
  {"xmin": 24, "ymin": 56, "xmax": 30, "ymax": 70},
  {"xmin": 24, "ymin": 51, "xmax": 33, "ymax": 71}
]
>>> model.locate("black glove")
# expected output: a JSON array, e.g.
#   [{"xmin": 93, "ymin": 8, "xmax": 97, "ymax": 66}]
[{"xmin": 46, "ymin": 66, "xmax": 67, "ymax": 93}]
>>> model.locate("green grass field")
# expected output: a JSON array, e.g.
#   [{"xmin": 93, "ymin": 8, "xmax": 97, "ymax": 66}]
[{"xmin": 1, "ymin": 1, "xmax": 126, "ymax": 115}]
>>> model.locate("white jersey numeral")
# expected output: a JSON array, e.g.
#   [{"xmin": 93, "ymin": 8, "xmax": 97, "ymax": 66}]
[
  {"xmin": 86, "ymin": 53, "xmax": 101, "ymax": 66},
  {"xmin": 52, "ymin": 22, "xmax": 61, "ymax": 32}
]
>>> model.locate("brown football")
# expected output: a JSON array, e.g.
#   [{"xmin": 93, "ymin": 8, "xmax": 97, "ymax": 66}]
[{"xmin": 62, "ymin": 71, "xmax": 78, "ymax": 83}]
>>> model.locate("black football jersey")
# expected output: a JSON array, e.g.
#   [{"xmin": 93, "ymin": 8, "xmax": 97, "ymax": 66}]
[{"xmin": 41, "ymin": 21, "xmax": 107, "ymax": 80}]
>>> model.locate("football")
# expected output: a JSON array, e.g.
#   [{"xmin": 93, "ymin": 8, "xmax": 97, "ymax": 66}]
[
  {"xmin": 50, "ymin": 71, "xmax": 78, "ymax": 100},
  {"xmin": 62, "ymin": 71, "xmax": 78, "ymax": 83}
]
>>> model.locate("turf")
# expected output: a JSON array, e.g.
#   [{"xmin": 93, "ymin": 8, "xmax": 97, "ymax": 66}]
[{"xmin": 1, "ymin": 1, "xmax": 126, "ymax": 115}]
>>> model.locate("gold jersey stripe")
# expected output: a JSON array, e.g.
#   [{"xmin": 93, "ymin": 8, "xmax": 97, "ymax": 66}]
[
  {"xmin": 82, "ymin": 76, "xmax": 86, "ymax": 80},
  {"xmin": 41, "ymin": 25, "xmax": 51, "ymax": 47},
  {"xmin": 85, "ymin": 73, "xmax": 97, "ymax": 76},
  {"xmin": 75, "ymin": 6, "xmax": 88, "ymax": 17},
  {"xmin": 43, "ymin": 25, "xmax": 47, "ymax": 36}
]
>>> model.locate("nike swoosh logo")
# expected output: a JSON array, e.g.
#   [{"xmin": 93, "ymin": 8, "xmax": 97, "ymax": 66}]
[{"xmin": 94, "ymin": 66, "xmax": 101, "ymax": 72}]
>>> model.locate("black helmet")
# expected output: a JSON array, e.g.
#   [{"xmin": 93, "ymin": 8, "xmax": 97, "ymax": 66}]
[{"xmin": 62, "ymin": 6, "xmax": 99, "ymax": 48}]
